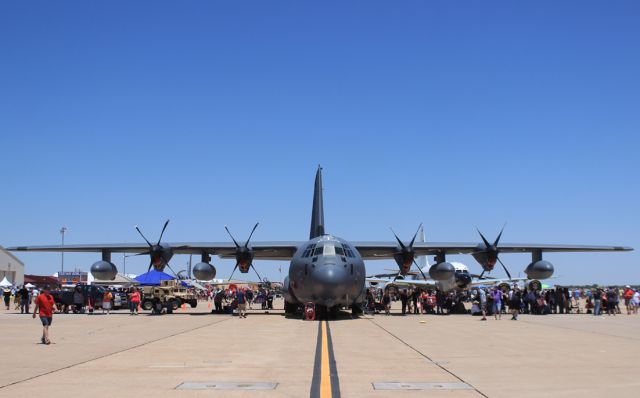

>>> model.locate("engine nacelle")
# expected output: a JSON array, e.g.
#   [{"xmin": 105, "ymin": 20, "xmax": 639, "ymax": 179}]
[
  {"xmin": 498, "ymin": 282, "xmax": 511, "ymax": 292},
  {"xmin": 429, "ymin": 262, "xmax": 455, "ymax": 281},
  {"xmin": 90, "ymin": 261, "xmax": 117, "ymax": 281},
  {"xmin": 192, "ymin": 262, "xmax": 216, "ymax": 280},
  {"xmin": 455, "ymin": 272, "xmax": 472, "ymax": 289},
  {"xmin": 525, "ymin": 260, "xmax": 554, "ymax": 280},
  {"xmin": 528, "ymin": 279, "xmax": 542, "ymax": 291}
]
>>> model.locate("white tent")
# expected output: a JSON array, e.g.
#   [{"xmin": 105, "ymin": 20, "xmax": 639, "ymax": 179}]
[
  {"xmin": 0, "ymin": 277, "xmax": 12, "ymax": 287},
  {"xmin": 25, "ymin": 283, "xmax": 36, "ymax": 288}
]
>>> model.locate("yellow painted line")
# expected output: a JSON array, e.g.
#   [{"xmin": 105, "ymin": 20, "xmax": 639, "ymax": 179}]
[{"xmin": 320, "ymin": 320, "xmax": 332, "ymax": 398}]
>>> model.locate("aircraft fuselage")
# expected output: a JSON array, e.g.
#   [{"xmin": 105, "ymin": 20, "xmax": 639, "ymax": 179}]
[{"xmin": 286, "ymin": 235, "xmax": 366, "ymax": 308}]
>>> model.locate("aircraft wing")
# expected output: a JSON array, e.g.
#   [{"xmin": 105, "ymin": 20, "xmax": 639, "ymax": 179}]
[
  {"xmin": 353, "ymin": 242, "xmax": 632, "ymax": 259},
  {"xmin": 9, "ymin": 241, "xmax": 632, "ymax": 261},
  {"xmin": 7, "ymin": 241, "xmax": 304, "ymax": 261}
]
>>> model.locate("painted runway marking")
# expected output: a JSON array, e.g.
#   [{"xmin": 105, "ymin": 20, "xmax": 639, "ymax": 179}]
[{"xmin": 311, "ymin": 320, "xmax": 341, "ymax": 398}]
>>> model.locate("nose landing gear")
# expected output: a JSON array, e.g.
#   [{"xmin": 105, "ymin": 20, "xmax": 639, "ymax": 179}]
[{"xmin": 304, "ymin": 302, "xmax": 316, "ymax": 321}]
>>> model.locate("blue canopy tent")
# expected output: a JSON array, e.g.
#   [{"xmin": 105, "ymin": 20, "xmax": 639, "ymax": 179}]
[{"xmin": 134, "ymin": 270, "xmax": 175, "ymax": 286}]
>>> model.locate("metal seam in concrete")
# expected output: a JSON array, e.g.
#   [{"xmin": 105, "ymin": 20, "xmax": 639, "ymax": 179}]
[
  {"xmin": 0, "ymin": 317, "xmax": 232, "ymax": 390},
  {"xmin": 373, "ymin": 382, "xmax": 473, "ymax": 390},
  {"xmin": 367, "ymin": 319, "xmax": 488, "ymax": 398},
  {"xmin": 176, "ymin": 381, "xmax": 278, "ymax": 390}
]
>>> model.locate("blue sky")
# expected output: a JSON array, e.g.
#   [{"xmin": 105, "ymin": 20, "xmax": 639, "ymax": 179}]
[{"xmin": 1, "ymin": 1, "xmax": 638, "ymax": 285}]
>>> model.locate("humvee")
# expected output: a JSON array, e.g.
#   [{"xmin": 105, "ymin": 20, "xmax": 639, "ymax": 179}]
[{"xmin": 140, "ymin": 280, "xmax": 198, "ymax": 314}]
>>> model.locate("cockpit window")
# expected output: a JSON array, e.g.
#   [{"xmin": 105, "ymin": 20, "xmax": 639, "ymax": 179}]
[
  {"xmin": 323, "ymin": 244, "xmax": 336, "ymax": 256},
  {"xmin": 341, "ymin": 244, "xmax": 355, "ymax": 258},
  {"xmin": 302, "ymin": 244, "xmax": 316, "ymax": 258},
  {"xmin": 303, "ymin": 242, "xmax": 356, "ymax": 258}
]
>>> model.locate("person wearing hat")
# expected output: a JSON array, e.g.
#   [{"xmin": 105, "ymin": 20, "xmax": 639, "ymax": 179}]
[
  {"xmin": 33, "ymin": 285, "xmax": 58, "ymax": 345},
  {"xmin": 3, "ymin": 287, "xmax": 11, "ymax": 310}
]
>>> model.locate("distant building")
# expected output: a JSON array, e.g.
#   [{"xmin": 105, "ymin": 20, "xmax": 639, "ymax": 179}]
[{"xmin": 0, "ymin": 246, "xmax": 25, "ymax": 286}]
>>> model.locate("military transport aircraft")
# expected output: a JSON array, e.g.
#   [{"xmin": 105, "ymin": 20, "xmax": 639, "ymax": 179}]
[{"xmin": 8, "ymin": 166, "xmax": 633, "ymax": 316}]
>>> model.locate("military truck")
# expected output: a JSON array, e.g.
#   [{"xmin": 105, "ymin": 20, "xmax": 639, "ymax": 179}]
[{"xmin": 140, "ymin": 280, "xmax": 198, "ymax": 314}]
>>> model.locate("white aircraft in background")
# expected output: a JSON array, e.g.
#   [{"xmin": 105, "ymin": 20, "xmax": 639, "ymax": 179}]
[{"xmin": 367, "ymin": 227, "xmax": 526, "ymax": 292}]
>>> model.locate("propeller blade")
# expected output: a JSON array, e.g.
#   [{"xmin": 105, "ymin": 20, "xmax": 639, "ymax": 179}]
[
  {"xmin": 476, "ymin": 227, "xmax": 491, "ymax": 248},
  {"xmin": 157, "ymin": 219, "xmax": 170, "ymax": 245},
  {"xmin": 147, "ymin": 259, "xmax": 154, "ymax": 273},
  {"xmin": 224, "ymin": 225, "xmax": 240, "ymax": 248},
  {"xmin": 478, "ymin": 269, "xmax": 486, "ymax": 279},
  {"xmin": 413, "ymin": 259, "xmax": 428, "ymax": 280},
  {"xmin": 228, "ymin": 262, "xmax": 239, "ymax": 281},
  {"xmin": 250, "ymin": 263, "xmax": 263, "ymax": 282},
  {"xmin": 164, "ymin": 262, "xmax": 178, "ymax": 278},
  {"xmin": 244, "ymin": 222, "xmax": 259, "ymax": 248},
  {"xmin": 409, "ymin": 223, "xmax": 423, "ymax": 247},
  {"xmin": 494, "ymin": 224, "xmax": 506, "ymax": 247},
  {"xmin": 496, "ymin": 257, "xmax": 512, "ymax": 280},
  {"xmin": 135, "ymin": 225, "xmax": 153, "ymax": 247},
  {"xmin": 389, "ymin": 227, "xmax": 406, "ymax": 249}
]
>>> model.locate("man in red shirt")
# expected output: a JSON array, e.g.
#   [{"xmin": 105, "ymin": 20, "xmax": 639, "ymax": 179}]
[{"xmin": 33, "ymin": 285, "xmax": 57, "ymax": 345}]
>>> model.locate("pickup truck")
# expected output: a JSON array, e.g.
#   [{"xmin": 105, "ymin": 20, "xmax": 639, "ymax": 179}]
[{"xmin": 52, "ymin": 285, "xmax": 107, "ymax": 313}]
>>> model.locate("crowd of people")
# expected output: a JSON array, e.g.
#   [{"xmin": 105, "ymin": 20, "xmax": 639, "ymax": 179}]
[
  {"xmin": 208, "ymin": 286, "xmax": 277, "ymax": 315},
  {"xmin": 363, "ymin": 285, "xmax": 640, "ymax": 320},
  {"xmin": 3, "ymin": 285, "xmax": 39, "ymax": 314},
  {"xmin": 4, "ymin": 282, "xmax": 639, "ymax": 347}
]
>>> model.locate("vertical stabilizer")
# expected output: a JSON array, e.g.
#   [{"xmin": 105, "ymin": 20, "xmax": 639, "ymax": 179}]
[
  {"xmin": 309, "ymin": 166, "xmax": 325, "ymax": 239},
  {"xmin": 417, "ymin": 225, "xmax": 430, "ymax": 275}
]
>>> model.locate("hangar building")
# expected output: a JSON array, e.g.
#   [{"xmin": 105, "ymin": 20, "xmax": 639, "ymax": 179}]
[{"xmin": 0, "ymin": 246, "xmax": 24, "ymax": 286}]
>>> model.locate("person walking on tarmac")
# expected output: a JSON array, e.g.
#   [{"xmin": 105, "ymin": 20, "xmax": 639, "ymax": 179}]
[
  {"xmin": 382, "ymin": 290, "xmax": 391, "ymax": 315},
  {"xmin": 412, "ymin": 289, "xmax": 420, "ymax": 314},
  {"xmin": 3, "ymin": 288, "xmax": 11, "ymax": 310},
  {"xmin": 128, "ymin": 287, "xmax": 141, "ymax": 315},
  {"xmin": 492, "ymin": 287, "xmax": 503, "ymax": 320},
  {"xmin": 236, "ymin": 288, "xmax": 247, "ymax": 318},
  {"xmin": 214, "ymin": 289, "xmax": 225, "ymax": 313},
  {"xmin": 33, "ymin": 286, "xmax": 57, "ymax": 345},
  {"xmin": 18, "ymin": 285, "xmax": 30, "ymax": 314},
  {"xmin": 400, "ymin": 289, "xmax": 409, "ymax": 315},
  {"xmin": 102, "ymin": 289, "xmax": 113, "ymax": 315},
  {"xmin": 510, "ymin": 288, "xmax": 522, "ymax": 320}
]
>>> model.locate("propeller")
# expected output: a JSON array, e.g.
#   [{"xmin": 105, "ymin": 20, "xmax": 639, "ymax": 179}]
[
  {"xmin": 134, "ymin": 219, "xmax": 174, "ymax": 273},
  {"xmin": 389, "ymin": 223, "xmax": 428, "ymax": 280},
  {"xmin": 475, "ymin": 225, "xmax": 511, "ymax": 280},
  {"xmin": 225, "ymin": 223, "xmax": 261, "ymax": 281}
]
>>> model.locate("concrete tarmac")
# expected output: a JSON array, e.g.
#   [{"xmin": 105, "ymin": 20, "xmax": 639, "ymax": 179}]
[{"xmin": 1, "ymin": 300, "xmax": 639, "ymax": 397}]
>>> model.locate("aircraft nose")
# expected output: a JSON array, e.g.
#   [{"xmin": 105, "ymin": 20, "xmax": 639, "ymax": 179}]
[
  {"xmin": 310, "ymin": 263, "xmax": 348, "ymax": 304},
  {"xmin": 456, "ymin": 273, "xmax": 472, "ymax": 288}
]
